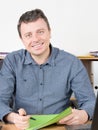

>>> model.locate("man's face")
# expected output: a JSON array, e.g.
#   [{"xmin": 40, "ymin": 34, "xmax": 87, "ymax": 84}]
[{"xmin": 20, "ymin": 18, "xmax": 51, "ymax": 57}]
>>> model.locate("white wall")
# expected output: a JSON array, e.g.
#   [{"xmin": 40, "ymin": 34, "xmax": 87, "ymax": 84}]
[{"xmin": 0, "ymin": 0, "xmax": 98, "ymax": 56}]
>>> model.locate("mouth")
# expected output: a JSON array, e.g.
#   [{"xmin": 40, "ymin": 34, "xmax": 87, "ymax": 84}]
[{"xmin": 32, "ymin": 42, "xmax": 44, "ymax": 50}]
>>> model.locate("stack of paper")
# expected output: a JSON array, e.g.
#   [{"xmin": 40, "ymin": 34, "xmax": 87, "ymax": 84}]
[
  {"xmin": 89, "ymin": 51, "xmax": 98, "ymax": 57},
  {"xmin": 26, "ymin": 107, "xmax": 72, "ymax": 130}
]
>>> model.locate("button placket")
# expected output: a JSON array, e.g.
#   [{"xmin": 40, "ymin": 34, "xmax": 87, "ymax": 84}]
[{"xmin": 37, "ymin": 65, "xmax": 44, "ymax": 113}]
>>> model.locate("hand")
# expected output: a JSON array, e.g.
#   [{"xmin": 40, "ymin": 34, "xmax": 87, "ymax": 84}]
[
  {"xmin": 58, "ymin": 109, "xmax": 88, "ymax": 125},
  {"xmin": 5, "ymin": 108, "xmax": 30, "ymax": 130}
]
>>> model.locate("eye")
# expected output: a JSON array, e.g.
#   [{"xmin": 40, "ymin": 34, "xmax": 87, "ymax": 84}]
[
  {"xmin": 37, "ymin": 30, "xmax": 44, "ymax": 35},
  {"xmin": 25, "ymin": 33, "xmax": 32, "ymax": 39}
]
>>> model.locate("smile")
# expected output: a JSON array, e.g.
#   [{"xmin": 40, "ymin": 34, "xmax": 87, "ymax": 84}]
[{"xmin": 32, "ymin": 43, "xmax": 44, "ymax": 49}]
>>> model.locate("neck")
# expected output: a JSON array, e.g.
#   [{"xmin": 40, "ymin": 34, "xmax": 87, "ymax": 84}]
[{"xmin": 31, "ymin": 48, "xmax": 50, "ymax": 65}]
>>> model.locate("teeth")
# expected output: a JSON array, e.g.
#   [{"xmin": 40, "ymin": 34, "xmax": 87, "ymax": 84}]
[{"xmin": 33, "ymin": 43, "xmax": 42, "ymax": 49}]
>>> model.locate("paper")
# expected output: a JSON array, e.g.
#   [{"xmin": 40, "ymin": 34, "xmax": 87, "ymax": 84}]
[{"xmin": 26, "ymin": 107, "xmax": 72, "ymax": 130}]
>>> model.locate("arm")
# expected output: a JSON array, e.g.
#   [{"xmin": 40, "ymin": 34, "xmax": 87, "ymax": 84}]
[
  {"xmin": 0, "ymin": 56, "xmax": 16, "ymax": 120},
  {"xmin": 0, "ymin": 63, "xmax": 30, "ymax": 130},
  {"xmin": 59, "ymin": 58, "xmax": 96, "ymax": 125},
  {"xmin": 71, "ymin": 58, "xmax": 96, "ymax": 118}
]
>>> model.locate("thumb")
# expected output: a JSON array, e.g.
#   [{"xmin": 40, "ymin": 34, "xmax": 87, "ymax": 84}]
[{"xmin": 18, "ymin": 108, "xmax": 27, "ymax": 116}]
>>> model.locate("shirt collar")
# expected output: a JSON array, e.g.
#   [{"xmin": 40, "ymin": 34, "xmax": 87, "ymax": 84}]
[
  {"xmin": 24, "ymin": 44, "xmax": 59, "ymax": 66},
  {"xmin": 24, "ymin": 51, "xmax": 36, "ymax": 65},
  {"xmin": 46, "ymin": 45, "xmax": 59, "ymax": 66}
]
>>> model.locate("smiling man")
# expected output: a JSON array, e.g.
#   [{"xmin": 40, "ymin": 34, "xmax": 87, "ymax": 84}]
[
  {"xmin": 20, "ymin": 18, "xmax": 51, "ymax": 64},
  {"xmin": 0, "ymin": 9, "xmax": 96, "ymax": 130}
]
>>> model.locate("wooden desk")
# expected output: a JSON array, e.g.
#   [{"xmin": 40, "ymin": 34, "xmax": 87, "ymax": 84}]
[
  {"xmin": 0, "ymin": 122, "xmax": 66, "ymax": 130},
  {"xmin": 0, "ymin": 121, "xmax": 92, "ymax": 130},
  {"xmin": 78, "ymin": 55, "xmax": 98, "ymax": 60},
  {"xmin": 78, "ymin": 56, "xmax": 98, "ymax": 86}
]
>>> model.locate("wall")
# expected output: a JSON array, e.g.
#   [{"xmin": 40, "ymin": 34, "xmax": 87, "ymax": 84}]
[{"xmin": 0, "ymin": 0, "xmax": 98, "ymax": 55}]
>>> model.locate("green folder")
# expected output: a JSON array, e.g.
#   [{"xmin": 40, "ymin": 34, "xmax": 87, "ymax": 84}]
[{"xmin": 26, "ymin": 107, "xmax": 72, "ymax": 130}]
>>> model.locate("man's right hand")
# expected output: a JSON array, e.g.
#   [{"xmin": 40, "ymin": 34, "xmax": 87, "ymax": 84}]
[{"xmin": 4, "ymin": 108, "xmax": 30, "ymax": 130}]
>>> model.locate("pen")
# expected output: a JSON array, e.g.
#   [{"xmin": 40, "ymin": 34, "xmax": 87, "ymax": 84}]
[
  {"xmin": 16, "ymin": 111, "xmax": 36, "ymax": 121},
  {"xmin": 30, "ymin": 117, "xmax": 36, "ymax": 120}
]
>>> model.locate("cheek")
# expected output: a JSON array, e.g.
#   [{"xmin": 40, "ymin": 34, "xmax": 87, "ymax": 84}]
[
  {"xmin": 21, "ymin": 39, "xmax": 30, "ymax": 48},
  {"xmin": 43, "ymin": 31, "xmax": 51, "ymax": 40},
  {"xmin": 43, "ymin": 34, "xmax": 51, "ymax": 43}
]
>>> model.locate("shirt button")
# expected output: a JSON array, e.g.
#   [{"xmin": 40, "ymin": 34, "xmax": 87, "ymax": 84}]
[
  {"xmin": 40, "ymin": 65, "xmax": 42, "ymax": 69},
  {"xmin": 40, "ymin": 98, "xmax": 42, "ymax": 101},
  {"xmin": 40, "ymin": 83, "xmax": 43, "ymax": 85}
]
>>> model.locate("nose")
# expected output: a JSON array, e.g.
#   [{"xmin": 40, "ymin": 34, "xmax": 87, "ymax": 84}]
[{"xmin": 32, "ymin": 33, "xmax": 39, "ymax": 42}]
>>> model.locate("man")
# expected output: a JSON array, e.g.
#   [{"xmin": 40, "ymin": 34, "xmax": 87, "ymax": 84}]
[{"xmin": 0, "ymin": 9, "xmax": 96, "ymax": 130}]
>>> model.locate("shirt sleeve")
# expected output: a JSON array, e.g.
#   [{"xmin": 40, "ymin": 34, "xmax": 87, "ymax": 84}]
[
  {"xmin": 0, "ymin": 56, "xmax": 15, "ymax": 120},
  {"xmin": 70, "ymin": 57, "xmax": 96, "ymax": 119}
]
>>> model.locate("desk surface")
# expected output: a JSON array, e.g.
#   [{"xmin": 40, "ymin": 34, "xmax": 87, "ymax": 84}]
[
  {"xmin": 0, "ymin": 121, "xmax": 92, "ymax": 130},
  {"xmin": 0, "ymin": 122, "xmax": 66, "ymax": 130},
  {"xmin": 78, "ymin": 55, "xmax": 98, "ymax": 61}
]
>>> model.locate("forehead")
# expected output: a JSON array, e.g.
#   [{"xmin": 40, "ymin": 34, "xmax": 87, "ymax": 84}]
[{"xmin": 20, "ymin": 18, "xmax": 48, "ymax": 33}]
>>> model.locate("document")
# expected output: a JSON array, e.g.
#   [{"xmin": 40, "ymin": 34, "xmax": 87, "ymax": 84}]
[{"xmin": 26, "ymin": 107, "xmax": 72, "ymax": 130}]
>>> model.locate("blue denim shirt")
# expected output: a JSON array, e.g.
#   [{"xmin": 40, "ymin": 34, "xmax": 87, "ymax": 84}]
[{"xmin": 0, "ymin": 46, "xmax": 96, "ymax": 120}]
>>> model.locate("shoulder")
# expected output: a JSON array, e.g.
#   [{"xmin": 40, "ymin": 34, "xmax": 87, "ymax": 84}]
[
  {"xmin": 53, "ymin": 47, "xmax": 80, "ymax": 63},
  {"xmin": 4, "ymin": 49, "xmax": 27, "ymax": 63},
  {"xmin": 5, "ymin": 49, "xmax": 26, "ymax": 59},
  {"xmin": 52, "ymin": 47, "xmax": 84, "ymax": 71}
]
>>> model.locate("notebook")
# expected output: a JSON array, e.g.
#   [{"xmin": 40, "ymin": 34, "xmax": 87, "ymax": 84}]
[
  {"xmin": 26, "ymin": 107, "xmax": 72, "ymax": 130},
  {"xmin": 66, "ymin": 92, "xmax": 98, "ymax": 130}
]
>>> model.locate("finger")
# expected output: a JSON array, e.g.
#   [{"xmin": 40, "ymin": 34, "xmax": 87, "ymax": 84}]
[
  {"xmin": 58, "ymin": 109, "xmax": 77, "ymax": 124},
  {"xmin": 64, "ymin": 116, "xmax": 79, "ymax": 125},
  {"xmin": 59, "ymin": 113, "xmax": 74, "ymax": 123},
  {"xmin": 18, "ymin": 108, "xmax": 27, "ymax": 116}
]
